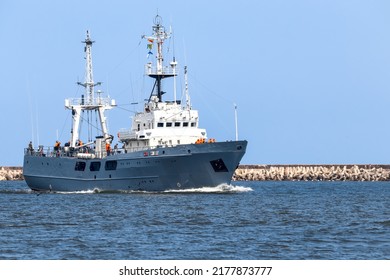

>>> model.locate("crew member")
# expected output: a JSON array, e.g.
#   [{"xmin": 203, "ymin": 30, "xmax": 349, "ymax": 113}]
[
  {"xmin": 106, "ymin": 142, "xmax": 111, "ymax": 156},
  {"xmin": 54, "ymin": 141, "xmax": 61, "ymax": 150},
  {"xmin": 54, "ymin": 141, "xmax": 61, "ymax": 157},
  {"xmin": 27, "ymin": 141, "xmax": 34, "ymax": 154}
]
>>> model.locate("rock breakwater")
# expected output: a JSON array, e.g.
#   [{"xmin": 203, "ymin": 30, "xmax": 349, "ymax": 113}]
[
  {"xmin": 233, "ymin": 165, "xmax": 390, "ymax": 181},
  {"xmin": 0, "ymin": 167, "xmax": 23, "ymax": 181},
  {"xmin": 1, "ymin": 165, "xmax": 390, "ymax": 182}
]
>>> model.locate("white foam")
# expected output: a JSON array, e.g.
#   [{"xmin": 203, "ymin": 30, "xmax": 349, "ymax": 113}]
[
  {"xmin": 164, "ymin": 184, "xmax": 253, "ymax": 193},
  {"xmin": 56, "ymin": 188, "xmax": 99, "ymax": 194},
  {"xmin": 53, "ymin": 185, "xmax": 253, "ymax": 194}
]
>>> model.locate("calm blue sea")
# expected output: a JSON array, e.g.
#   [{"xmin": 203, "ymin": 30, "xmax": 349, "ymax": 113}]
[{"xmin": 0, "ymin": 180, "xmax": 389, "ymax": 260}]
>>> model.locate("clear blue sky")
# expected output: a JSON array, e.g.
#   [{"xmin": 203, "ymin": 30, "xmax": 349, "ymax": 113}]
[{"xmin": 1, "ymin": 0, "xmax": 390, "ymax": 166}]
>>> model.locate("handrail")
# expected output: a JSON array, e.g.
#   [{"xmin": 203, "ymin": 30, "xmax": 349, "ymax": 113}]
[
  {"xmin": 145, "ymin": 65, "xmax": 178, "ymax": 76},
  {"xmin": 24, "ymin": 145, "xmax": 95, "ymax": 158},
  {"xmin": 65, "ymin": 97, "xmax": 112, "ymax": 107},
  {"xmin": 24, "ymin": 146, "xmax": 126, "ymax": 158},
  {"xmin": 24, "ymin": 143, "xmax": 193, "ymax": 158}
]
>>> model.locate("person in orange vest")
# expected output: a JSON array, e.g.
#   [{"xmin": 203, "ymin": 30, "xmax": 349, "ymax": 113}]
[
  {"xmin": 106, "ymin": 142, "xmax": 111, "ymax": 156},
  {"xmin": 54, "ymin": 141, "xmax": 61, "ymax": 157},
  {"xmin": 54, "ymin": 141, "xmax": 61, "ymax": 151}
]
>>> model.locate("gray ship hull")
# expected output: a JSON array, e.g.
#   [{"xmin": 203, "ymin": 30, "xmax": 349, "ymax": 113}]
[{"xmin": 23, "ymin": 141, "xmax": 247, "ymax": 192}]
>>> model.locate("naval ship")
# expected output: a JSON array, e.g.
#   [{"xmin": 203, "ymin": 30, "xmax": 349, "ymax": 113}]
[{"xmin": 23, "ymin": 16, "xmax": 247, "ymax": 192}]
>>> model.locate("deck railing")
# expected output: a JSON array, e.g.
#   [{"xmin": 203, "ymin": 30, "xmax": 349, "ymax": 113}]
[
  {"xmin": 24, "ymin": 146, "xmax": 131, "ymax": 158},
  {"xmin": 24, "ymin": 142, "xmax": 189, "ymax": 159},
  {"xmin": 65, "ymin": 97, "xmax": 114, "ymax": 108},
  {"xmin": 145, "ymin": 65, "xmax": 178, "ymax": 76}
]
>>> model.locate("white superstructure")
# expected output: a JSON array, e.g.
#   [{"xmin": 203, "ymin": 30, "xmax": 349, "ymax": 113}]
[{"xmin": 118, "ymin": 15, "xmax": 207, "ymax": 152}]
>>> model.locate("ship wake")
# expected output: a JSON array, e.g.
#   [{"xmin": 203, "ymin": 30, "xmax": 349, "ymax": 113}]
[
  {"xmin": 164, "ymin": 184, "xmax": 253, "ymax": 193},
  {"xmin": 37, "ymin": 184, "xmax": 253, "ymax": 194}
]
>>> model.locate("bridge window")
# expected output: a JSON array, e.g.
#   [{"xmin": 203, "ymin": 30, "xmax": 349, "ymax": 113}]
[
  {"xmin": 75, "ymin": 161, "xmax": 86, "ymax": 171},
  {"xmin": 90, "ymin": 161, "xmax": 101, "ymax": 171},
  {"xmin": 175, "ymin": 122, "xmax": 181, "ymax": 127},
  {"xmin": 157, "ymin": 122, "xmax": 164, "ymax": 127},
  {"xmin": 105, "ymin": 160, "xmax": 117, "ymax": 170},
  {"xmin": 183, "ymin": 122, "xmax": 189, "ymax": 127},
  {"xmin": 191, "ymin": 122, "xmax": 196, "ymax": 127},
  {"xmin": 166, "ymin": 122, "xmax": 172, "ymax": 127}
]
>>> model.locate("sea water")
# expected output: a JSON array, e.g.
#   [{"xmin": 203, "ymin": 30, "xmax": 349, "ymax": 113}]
[{"xmin": 0, "ymin": 180, "xmax": 389, "ymax": 259}]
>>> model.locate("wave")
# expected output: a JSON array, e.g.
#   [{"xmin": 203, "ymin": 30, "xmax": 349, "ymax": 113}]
[
  {"xmin": 163, "ymin": 184, "xmax": 253, "ymax": 193},
  {"xmin": 55, "ymin": 189, "xmax": 99, "ymax": 194},
  {"xmin": 0, "ymin": 189, "xmax": 33, "ymax": 194}
]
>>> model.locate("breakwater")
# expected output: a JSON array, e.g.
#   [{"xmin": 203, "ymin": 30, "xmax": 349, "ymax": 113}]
[
  {"xmin": 233, "ymin": 165, "xmax": 390, "ymax": 181},
  {"xmin": 1, "ymin": 165, "xmax": 390, "ymax": 181},
  {"xmin": 0, "ymin": 167, "xmax": 23, "ymax": 181}
]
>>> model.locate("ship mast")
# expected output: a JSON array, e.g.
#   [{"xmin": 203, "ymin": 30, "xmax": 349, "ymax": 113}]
[
  {"xmin": 65, "ymin": 31, "xmax": 115, "ymax": 148},
  {"xmin": 144, "ymin": 15, "xmax": 177, "ymax": 102},
  {"xmin": 77, "ymin": 31, "xmax": 101, "ymax": 105}
]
